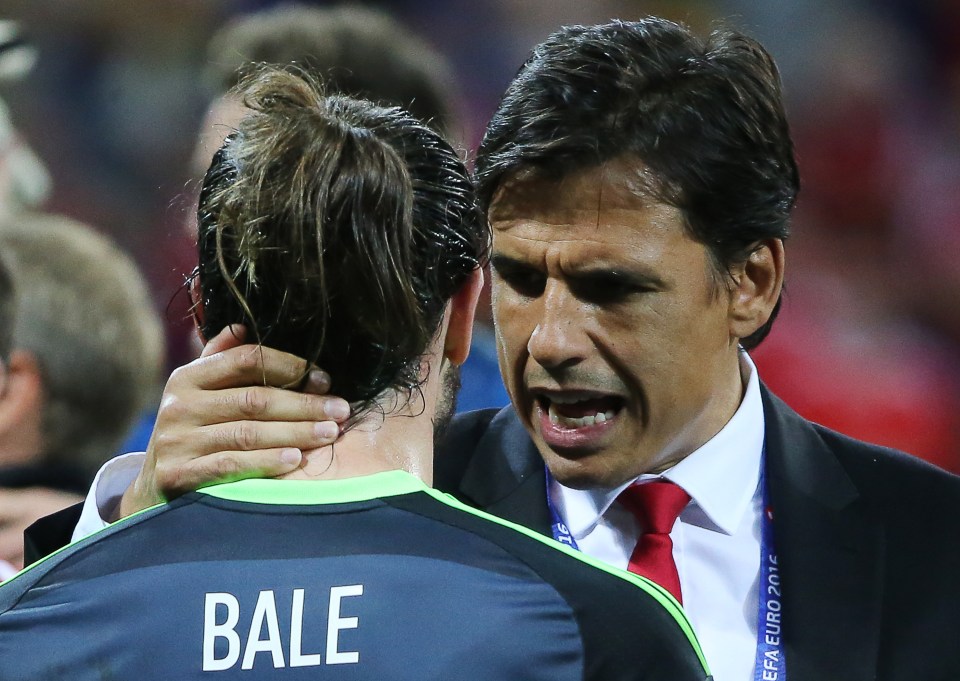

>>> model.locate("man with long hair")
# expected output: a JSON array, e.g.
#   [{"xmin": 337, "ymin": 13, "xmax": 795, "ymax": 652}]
[{"xmin": 0, "ymin": 68, "xmax": 709, "ymax": 681}]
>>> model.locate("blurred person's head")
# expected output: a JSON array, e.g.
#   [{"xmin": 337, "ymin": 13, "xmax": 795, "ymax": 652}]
[
  {"xmin": 192, "ymin": 3, "xmax": 459, "ymax": 176},
  {"xmin": 194, "ymin": 68, "xmax": 486, "ymax": 430},
  {"xmin": 206, "ymin": 3, "xmax": 455, "ymax": 132},
  {"xmin": 0, "ymin": 214, "xmax": 164, "ymax": 478},
  {"xmin": 474, "ymin": 18, "xmax": 797, "ymax": 488}
]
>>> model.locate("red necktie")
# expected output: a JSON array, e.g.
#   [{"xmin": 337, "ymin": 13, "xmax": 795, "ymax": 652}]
[{"xmin": 617, "ymin": 480, "xmax": 690, "ymax": 603}]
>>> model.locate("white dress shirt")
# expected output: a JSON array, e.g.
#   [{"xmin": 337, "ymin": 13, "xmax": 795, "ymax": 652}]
[
  {"xmin": 73, "ymin": 451, "xmax": 146, "ymax": 541},
  {"xmin": 76, "ymin": 354, "xmax": 766, "ymax": 681},
  {"xmin": 551, "ymin": 352, "xmax": 765, "ymax": 681}
]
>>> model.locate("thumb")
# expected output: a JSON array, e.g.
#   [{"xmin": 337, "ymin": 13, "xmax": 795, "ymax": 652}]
[{"xmin": 200, "ymin": 324, "xmax": 248, "ymax": 358}]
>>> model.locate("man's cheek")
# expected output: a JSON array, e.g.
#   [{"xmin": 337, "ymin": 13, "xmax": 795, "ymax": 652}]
[{"xmin": 491, "ymin": 328, "xmax": 526, "ymax": 400}]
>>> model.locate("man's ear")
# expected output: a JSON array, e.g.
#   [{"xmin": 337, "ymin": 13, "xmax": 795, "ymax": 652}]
[
  {"xmin": 0, "ymin": 350, "xmax": 46, "ymax": 464},
  {"xmin": 0, "ymin": 350, "xmax": 44, "ymax": 413},
  {"xmin": 728, "ymin": 239, "xmax": 784, "ymax": 342},
  {"xmin": 443, "ymin": 268, "xmax": 484, "ymax": 366}
]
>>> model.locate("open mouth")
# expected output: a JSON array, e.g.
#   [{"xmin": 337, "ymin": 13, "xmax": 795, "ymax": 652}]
[{"xmin": 537, "ymin": 393, "xmax": 625, "ymax": 430}]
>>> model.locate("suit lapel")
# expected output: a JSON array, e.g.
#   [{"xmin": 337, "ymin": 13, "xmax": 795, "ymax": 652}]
[
  {"xmin": 456, "ymin": 408, "xmax": 553, "ymax": 537},
  {"xmin": 762, "ymin": 387, "xmax": 884, "ymax": 681},
  {"xmin": 450, "ymin": 393, "xmax": 886, "ymax": 679}
]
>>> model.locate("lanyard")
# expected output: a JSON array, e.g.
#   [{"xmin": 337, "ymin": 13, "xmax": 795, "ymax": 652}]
[
  {"xmin": 545, "ymin": 462, "xmax": 786, "ymax": 681},
  {"xmin": 545, "ymin": 469, "xmax": 580, "ymax": 550},
  {"xmin": 752, "ymin": 466, "xmax": 785, "ymax": 680}
]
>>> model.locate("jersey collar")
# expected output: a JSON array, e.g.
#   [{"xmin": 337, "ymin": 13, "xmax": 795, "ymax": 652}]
[{"xmin": 197, "ymin": 469, "xmax": 427, "ymax": 505}]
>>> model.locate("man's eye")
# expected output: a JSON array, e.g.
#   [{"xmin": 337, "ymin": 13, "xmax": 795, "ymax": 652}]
[
  {"xmin": 571, "ymin": 278, "xmax": 646, "ymax": 304},
  {"xmin": 499, "ymin": 268, "xmax": 545, "ymax": 297}
]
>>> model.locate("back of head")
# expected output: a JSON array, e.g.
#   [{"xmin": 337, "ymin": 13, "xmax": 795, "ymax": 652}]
[
  {"xmin": 195, "ymin": 68, "xmax": 486, "ymax": 412},
  {"xmin": 205, "ymin": 4, "xmax": 457, "ymax": 135},
  {"xmin": 476, "ymin": 17, "xmax": 799, "ymax": 348},
  {"xmin": 0, "ymin": 214, "xmax": 165, "ymax": 474}
]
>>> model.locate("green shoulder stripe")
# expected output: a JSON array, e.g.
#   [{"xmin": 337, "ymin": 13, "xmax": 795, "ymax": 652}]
[{"xmin": 421, "ymin": 486, "xmax": 711, "ymax": 675}]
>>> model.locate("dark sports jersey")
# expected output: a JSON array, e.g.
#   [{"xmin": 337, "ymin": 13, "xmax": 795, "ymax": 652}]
[{"xmin": 0, "ymin": 470, "xmax": 711, "ymax": 681}]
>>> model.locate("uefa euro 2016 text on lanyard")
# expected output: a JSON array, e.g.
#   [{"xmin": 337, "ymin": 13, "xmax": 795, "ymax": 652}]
[{"xmin": 545, "ymin": 457, "xmax": 787, "ymax": 681}]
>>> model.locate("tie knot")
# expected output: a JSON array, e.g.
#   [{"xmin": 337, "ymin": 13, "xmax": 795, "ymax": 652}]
[{"xmin": 618, "ymin": 480, "xmax": 690, "ymax": 534}]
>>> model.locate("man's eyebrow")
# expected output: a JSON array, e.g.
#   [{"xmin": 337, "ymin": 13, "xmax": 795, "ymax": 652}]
[
  {"xmin": 491, "ymin": 254, "xmax": 667, "ymax": 289},
  {"xmin": 567, "ymin": 264, "xmax": 667, "ymax": 289},
  {"xmin": 490, "ymin": 254, "xmax": 534, "ymax": 271}
]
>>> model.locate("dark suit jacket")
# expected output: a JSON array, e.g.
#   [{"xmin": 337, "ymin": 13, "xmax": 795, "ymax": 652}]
[
  {"xmin": 24, "ymin": 384, "xmax": 960, "ymax": 680},
  {"xmin": 433, "ymin": 385, "xmax": 960, "ymax": 681}
]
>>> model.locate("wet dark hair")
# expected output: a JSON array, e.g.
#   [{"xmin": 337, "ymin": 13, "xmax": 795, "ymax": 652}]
[
  {"xmin": 195, "ymin": 68, "xmax": 486, "ymax": 412},
  {"xmin": 475, "ymin": 18, "xmax": 799, "ymax": 349}
]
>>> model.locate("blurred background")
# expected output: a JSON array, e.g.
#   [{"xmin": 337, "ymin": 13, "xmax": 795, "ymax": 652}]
[{"xmin": 1, "ymin": 0, "xmax": 958, "ymax": 471}]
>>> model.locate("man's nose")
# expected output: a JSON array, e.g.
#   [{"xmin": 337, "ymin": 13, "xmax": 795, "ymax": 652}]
[{"xmin": 527, "ymin": 281, "xmax": 590, "ymax": 370}]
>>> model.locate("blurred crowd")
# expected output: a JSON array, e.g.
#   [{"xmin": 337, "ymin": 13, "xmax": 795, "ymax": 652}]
[{"xmin": 0, "ymin": 0, "xmax": 957, "ymax": 574}]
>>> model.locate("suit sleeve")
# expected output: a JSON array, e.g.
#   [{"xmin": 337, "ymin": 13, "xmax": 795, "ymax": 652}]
[{"xmin": 23, "ymin": 503, "xmax": 83, "ymax": 565}]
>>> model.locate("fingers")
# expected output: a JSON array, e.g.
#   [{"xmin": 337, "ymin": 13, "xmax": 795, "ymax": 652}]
[
  {"xmin": 158, "ymin": 448, "xmax": 306, "ymax": 498},
  {"xmin": 130, "ymin": 326, "xmax": 352, "ymax": 513},
  {"xmin": 187, "ymin": 343, "xmax": 331, "ymax": 393},
  {"xmin": 169, "ymin": 386, "xmax": 348, "ymax": 426},
  {"xmin": 183, "ymin": 421, "xmax": 340, "ymax": 457},
  {"xmin": 200, "ymin": 324, "xmax": 247, "ymax": 358},
  {"xmin": 143, "ymin": 416, "xmax": 340, "ymax": 507},
  {"xmin": 192, "ymin": 326, "xmax": 336, "ymax": 396}
]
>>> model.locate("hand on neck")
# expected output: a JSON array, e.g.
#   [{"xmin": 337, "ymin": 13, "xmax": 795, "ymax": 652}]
[{"xmin": 278, "ymin": 383, "xmax": 437, "ymax": 486}]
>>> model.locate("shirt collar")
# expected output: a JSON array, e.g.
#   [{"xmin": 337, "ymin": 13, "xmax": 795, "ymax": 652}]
[{"xmin": 552, "ymin": 351, "xmax": 765, "ymax": 538}]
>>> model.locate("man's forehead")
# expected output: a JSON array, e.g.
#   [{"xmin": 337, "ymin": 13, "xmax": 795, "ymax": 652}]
[
  {"xmin": 488, "ymin": 156, "xmax": 668, "ymax": 224},
  {"xmin": 488, "ymin": 159, "xmax": 692, "ymax": 273},
  {"xmin": 490, "ymin": 202, "xmax": 691, "ymax": 280}
]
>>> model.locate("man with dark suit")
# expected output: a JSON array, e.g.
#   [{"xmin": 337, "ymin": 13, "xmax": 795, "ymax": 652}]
[
  {"xmin": 2, "ymin": 68, "xmax": 711, "ymax": 681},
  {"xmin": 24, "ymin": 17, "xmax": 960, "ymax": 681}
]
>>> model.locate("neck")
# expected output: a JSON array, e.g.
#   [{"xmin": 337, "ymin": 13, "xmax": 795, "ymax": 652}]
[
  {"xmin": 273, "ymin": 327, "xmax": 456, "ymax": 486},
  {"xmin": 278, "ymin": 390, "xmax": 436, "ymax": 486}
]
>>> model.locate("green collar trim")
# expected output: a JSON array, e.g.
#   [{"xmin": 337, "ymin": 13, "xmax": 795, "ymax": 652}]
[{"xmin": 196, "ymin": 470, "xmax": 427, "ymax": 505}]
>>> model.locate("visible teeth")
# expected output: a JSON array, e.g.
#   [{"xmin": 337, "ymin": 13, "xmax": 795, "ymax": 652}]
[{"xmin": 547, "ymin": 403, "xmax": 616, "ymax": 429}]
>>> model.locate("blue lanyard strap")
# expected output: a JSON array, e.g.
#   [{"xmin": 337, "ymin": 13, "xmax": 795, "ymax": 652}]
[
  {"xmin": 545, "ymin": 460, "xmax": 786, "ymax": 680},
  {"xmin": 545, "ymin": 469, "xmax": 580, "ymax": 550},
  {"xmin": 753, "ymin": 465, "xmax": 786, "ymax": 680}
]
